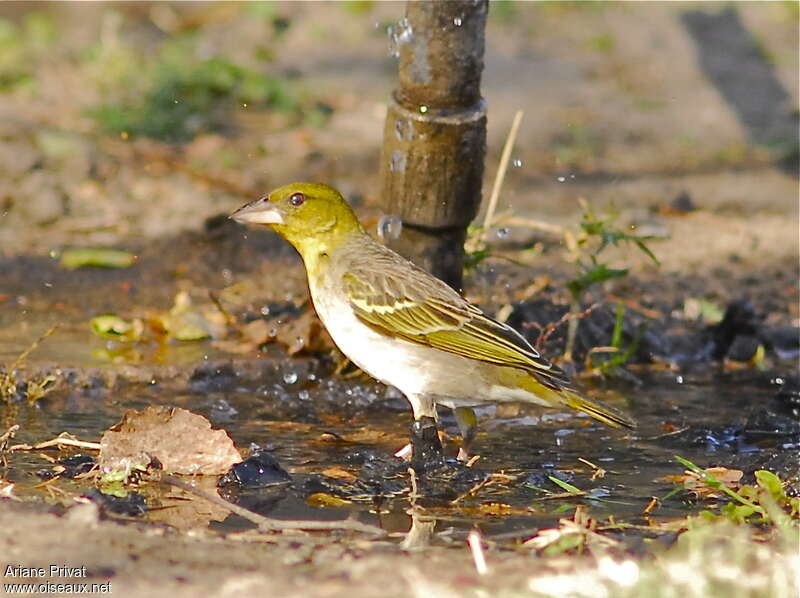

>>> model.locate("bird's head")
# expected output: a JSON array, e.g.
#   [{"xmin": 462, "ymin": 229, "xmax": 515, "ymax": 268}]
[{"xmin": 231, "ymin": 182, "xmax": 364, "ymax": 257}]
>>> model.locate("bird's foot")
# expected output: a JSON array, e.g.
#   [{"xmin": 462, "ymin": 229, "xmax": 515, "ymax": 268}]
[{"xmin": 409, "ymin": 416, "xmax": 445, "ymax": 471}]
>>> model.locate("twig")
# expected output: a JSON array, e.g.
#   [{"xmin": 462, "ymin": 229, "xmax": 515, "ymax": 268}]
[
  {"xmin": 524, "ymin": 303, "xmax": 600, "ymax": 350},
  {"xmin": 0, "ymin": 424, "xmax": 19, "ymax": 449},
  {"xmin": 162, "ymin": 475, "xmax": 386, "ymax": 536},
  {"xmin": 642, "ymin": 497, "xmax": 659, "ymax": 516},
  {"xmin": 605, "ymin": 294, "xmax": 663, "ymax": 319},
  {"xmin": 482, "ymin": 110, "xmax": 524, "ymax": 236},
  {"xmin": 450, "ymin": 472, "xmax": 517, "ymax": 505},
  {"xmin": 7, "ymin": 325, "xmax": 60, "ymax": 373},
  {"xmin": 0, "ymin": 424, "xmax": 20, "ymax": 468},
  {"xmin": 577, "ymin": 457, "xmax": 606, "ymax": 481},
  {"xmin": 208, "ymin": 291, "xmax": 239, "ymax": 330},
  {"xmin": 503, "ymin": 216, "xmax": 565, "ymax": 236},
  {"xmin": 9, "ymin": 433, "xmax": 101, "ymax": 452},
  {"xmin": 408, "ymin": 467, "xmax": 419, "ymax": 505},
  {"xmin": 467, "ymin": 529, "xmax": 488, "ymax": 575}
]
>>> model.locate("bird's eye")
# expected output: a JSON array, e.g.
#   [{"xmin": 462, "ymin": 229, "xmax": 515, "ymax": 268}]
[{"xmin": 289, "ymin": 192, "xmax": 305, "ymax": 207}]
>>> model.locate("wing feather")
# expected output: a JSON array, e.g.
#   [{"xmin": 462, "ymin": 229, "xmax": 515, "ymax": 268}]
[{"xmin": 342, "ymin": 266, "xmax": 570, "ymax": 389}]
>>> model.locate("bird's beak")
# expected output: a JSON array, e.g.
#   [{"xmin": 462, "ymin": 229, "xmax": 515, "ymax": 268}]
[{"xmin": 230, "ymin": 198, "xmax": 284, "ymax": 226}]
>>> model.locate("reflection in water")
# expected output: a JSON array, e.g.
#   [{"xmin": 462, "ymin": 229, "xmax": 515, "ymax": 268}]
[{"xmin": 400, "ymin": 509, "xmax": 437, "ymax": 550}]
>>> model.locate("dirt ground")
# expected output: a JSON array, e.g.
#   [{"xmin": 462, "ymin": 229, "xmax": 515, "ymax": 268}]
[{"xmin": 0, "ymin": 2, "xmax": 798, "ymax": 597}]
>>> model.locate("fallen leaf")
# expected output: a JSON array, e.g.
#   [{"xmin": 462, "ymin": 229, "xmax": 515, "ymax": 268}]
[
  {"xmin": 60, "ymin": 248, "xmax": 137, "ymax": 269},
  {"xmin": 90, "ymin": 315, "xmax": 144, "ymax": 342},
  {"xmin": 321, "ymin": 466, "xmax": 357, "ymax": 482},
  {"xmin": 99, "ymin": 406, "xmax": 241, "ymax": 476},
  {"xmin": 306, "ymin": 492, "xmax": 352, "ymax": 508},
  {"xmin": 662, "ymin": 466, "xmax": 743, "ymax": 499},
  {"xmin": 274, "ymin": 309, "xmax": 334, "ymax": 355}
]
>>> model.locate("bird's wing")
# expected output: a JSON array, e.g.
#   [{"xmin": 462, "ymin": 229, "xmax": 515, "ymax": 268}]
[{"xmin": 342, "ymin": 264, "xmax": 570, "ymax": 390}]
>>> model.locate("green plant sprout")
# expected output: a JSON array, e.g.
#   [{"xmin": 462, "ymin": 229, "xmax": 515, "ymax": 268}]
[
  {"xmin": 562, "ymin": 199, "xmax": 661, "ymax": 362},
  {"xmin": 673, "ymin": 456, "xmax": 799, "ymax": 530}
]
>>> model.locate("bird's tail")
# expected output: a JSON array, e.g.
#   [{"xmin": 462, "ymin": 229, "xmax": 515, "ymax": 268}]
[
  {"xmin": 560, "ymin": 389, "xmax": 636, "ymax": 429},
  {"xmin": 517, "ymin": 373, "xmax": 636, "ymax": 429}
]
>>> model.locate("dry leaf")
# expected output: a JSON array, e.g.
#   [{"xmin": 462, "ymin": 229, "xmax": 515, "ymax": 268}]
[
  {"xmin": 306, "ymin": 492, "xmax": 352, "ymax": 508},
  {"xmin": 99, "ymin": 406, "xmax": 241, "ymax": 475},
  {"xmin": 321, "ymin": 466, "xmax": 358, "ymax": 482},
  {"xmin": 274, "ymin": 309, "xmax": 334, "ymax": 355},
  {"xmin": 147, "ymin": 477, "xmax": 231, "ymax": 530},
  {"xmin": 662, "ymin": 466, "xmax": 743, "ymax": 499}
]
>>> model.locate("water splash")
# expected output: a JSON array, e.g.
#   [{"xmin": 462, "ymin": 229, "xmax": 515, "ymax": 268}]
[
  {"xmin": 377, "ymin": 215, "xmax": 403, "ymax": 241},
  {"xmin": 387, "ymin": 17, "xmax": 413, "ymax": 58}
]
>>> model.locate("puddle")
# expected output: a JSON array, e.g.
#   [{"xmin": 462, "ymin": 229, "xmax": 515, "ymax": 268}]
[{"xmin": 2, "ymin": 354, "xmax": 796, "ymax": 547}]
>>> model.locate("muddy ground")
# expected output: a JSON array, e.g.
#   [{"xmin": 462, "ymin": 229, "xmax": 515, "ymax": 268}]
[{"xmin": 0, "ymin": 2, "xmax": 798, "ymax": 597}]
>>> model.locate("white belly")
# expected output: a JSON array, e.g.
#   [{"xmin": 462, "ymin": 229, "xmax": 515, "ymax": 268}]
[{"xmin": 308, "ymin": 280, "xmax": 479, "ymax": 401}]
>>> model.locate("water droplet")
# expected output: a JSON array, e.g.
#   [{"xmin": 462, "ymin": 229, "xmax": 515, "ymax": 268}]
[
  {"xmin": 453, "ymin": 16, "xmax": 462, "ymax": 26},
  {"xmin": 557, "ymin": 176, "xmax": 566, "ymax": 182},
  {"xmin": 675, "ymin": 375, "xmax": 684, "ymax": 384},
  {"xmin": 260, "ymin": 305, "xmax": 271, "ymax": 316},
  {"xmin": 298, "ymin": 390, "xmax": 310, "ymax": 401},
  {"xmin": 378, "ymin": 215, "xmax": 403, "ymax": 241},
  {"xmin": 283, "ymin": 372, "xmax": 299, "ymax": 385},
  {"xmin": 512, "ymin": 159, "xmax": 522, "ymax": 167},
  {"xmin": 387, "ymin": 17, "xmax": 413, "ymax": 58},
  {"xmin": 496, "ymin": 227, "xmax": 510, "ymax": 239},
  {"xmin": 419, "ymin": 105, "xmax": 428, "ymax": 113},
  {"xmin": 389, "ymin": 150, "xmax": 406, "ymax": 172}
]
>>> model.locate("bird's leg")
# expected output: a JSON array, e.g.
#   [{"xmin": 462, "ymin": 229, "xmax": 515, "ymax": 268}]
[
  {"xmin": 408, "ymin": 395, "xmax": 443, "ymax": 467},
  {"xmin": 453, "ymin": 406, "xmax": 478, "ymax": 463}
]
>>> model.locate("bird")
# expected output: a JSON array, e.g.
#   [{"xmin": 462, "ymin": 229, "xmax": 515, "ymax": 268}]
[{"xmin": 231, "ymin": 182, "xmax": 635, "ymax": 461}]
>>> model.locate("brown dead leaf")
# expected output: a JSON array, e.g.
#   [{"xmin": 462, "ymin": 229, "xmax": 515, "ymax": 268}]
[
  {"xmin": 147, "ymin": 477, "xmax": 231, "ymax": 530},
  {"xmin": 478, "ymin": 502, "xmax": 514, "ymax": 516},
  {"xmin": 274, "ymin": 309, "xmax": 335, "ymax": 355},
  {"xmin": 213, "ymin": 319, "xmax": 274, "ymax": 354},
  {"xmin": 214, "ymin": 308, "xmax": 335, "ymax": 356},
  {"xmin": 321, "ymin": 466, "xmax": 358, "ymax": 482},
  {"xmin": 306, "ymin": 492, "xmax": 352, "ymax": 508},
  {"xmin": 661, "ymin": 466, "xmax": 743, "ymax": 499},
  {"xmin": 99, "ymin": 406, "xmax": 241, "ymax": 475}
]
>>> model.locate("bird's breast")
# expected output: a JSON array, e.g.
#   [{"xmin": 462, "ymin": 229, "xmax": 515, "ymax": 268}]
[{"xmin": 307, "ymin": 274, "xmax": 481, "ymax": 400}]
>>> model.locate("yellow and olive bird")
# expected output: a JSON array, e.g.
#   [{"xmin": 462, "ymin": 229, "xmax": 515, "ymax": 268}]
[{"xmin": 231, "ymin": 183, "xmax": 635, "ymax": 460}]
